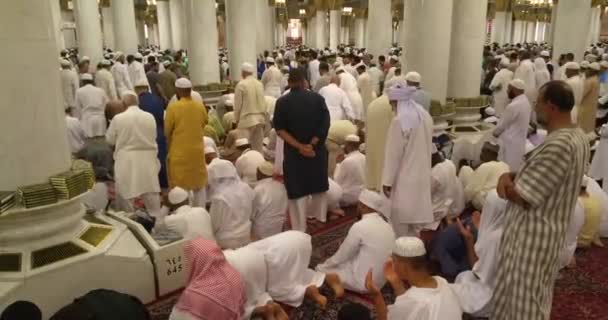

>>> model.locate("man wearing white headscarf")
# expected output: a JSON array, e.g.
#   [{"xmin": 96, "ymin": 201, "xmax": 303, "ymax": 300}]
[
  {"xmin": 565, "ymin": 62, "xmax": 584, "ymax": 124},
  {"xmin": 95, "ymin": 59, "xmax": 118, "ymax": 100},
  {"xmin": 60, "ymin": 59, "xmax": 79, "ymax": 111},
  {"xmin": 316, "ymin": 190, "xmax": 395, "ymax": 293},
  {"xmin": 261, "ymin": 57, "xmax": 283, "ymax": 98},
  {"xmin": 106, "ymin": 91, "xmax": 161, "ymax": 218},
  {"xmin": 534, "ymin": 58, "xmax": 551, "ymax": 93},
  {"xmin": 513, "ymin": 51, "xmax": 537, "ymax": 103},
  {"xmin": 252, "ymin": 162, "xmax": 288, "ymax": 240},
  {"xmin": 492, "ymin": 79, "xmax": 531, "ymax": 171},
  {"xmin": 336, "ymin": 67, "xmax": 364, "ymax": 122},
  {"xmin": 75, "ymin": 73, "xmax": 109, "ymax": 137},
  {"xmin": 405, "ymin": 71, "xmax": 431, "ymax": 112},
  {"xmin": 334, "ymin": 134, "xmax": 366, "ymax": 207},
  {"xmin": 156, "ymin": 187, "xmax": 215, "ymax": 241},
  {"xmin": 235, "ymin": 62, "xmax": 268, "ymax": 152},
  {"xmin": 451, "ymin": 191, "xmax": 507, "ymax": 317},
  {"xmin": 489, "ymin": 58, "xmax": 514, "ymax": 116},
  {"xmin": 382, "ymin": 80, "xmax": 434, "ymax": 237},
  {"xmin": 235, "ymin": 139, "xmax": 266, "ymax": 187},
  {"xmin": 111, "ymin": 52, "xmax": 134, "ymax": 97}
]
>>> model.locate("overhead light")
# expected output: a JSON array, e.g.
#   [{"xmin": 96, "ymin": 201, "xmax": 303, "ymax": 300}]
[
  {"xmin": 299, "ymin": 9, "xmax": 306, "ymax": 15},
  {"xmin": 342, "ymin": 7, "xmax": 352, "ymax": 14},
  {"xmin": 276, "ymin": 0, "xmax": 286, "ymax": 3},
  {"xmin": 146, "ymin": 0, "xmax": 156, "ymax": 5}
]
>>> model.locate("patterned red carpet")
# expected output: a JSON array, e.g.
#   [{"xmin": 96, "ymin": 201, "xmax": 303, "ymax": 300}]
[{"xmin": 147, "ymin": 213, "xmax": 608, "ymax": 320}]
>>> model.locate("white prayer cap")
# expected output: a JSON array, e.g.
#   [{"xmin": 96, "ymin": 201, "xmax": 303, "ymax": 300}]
[
  {"xmin": 257, "ymin": 161, "xmax": 274, "ymax": 176},
  {"xmin": 508, "ymin": 79, "xmax": 526, "ymax": 90},
  {"xmin": 235, "ymin": 138, "xmax": 250, "ymax": 147},
  {"xmin": 100, "ymin": 59, "xmax": 111, "ymax": 66},
  {"xmin": 345, "ymin": 134, "xmax": 360, "ymax": 143},
  {"xmin": 81, "ymin": 56, "xmax": 90, "ymax": 62},
  {"xmin": 393, "ymin": 237, "xmax": 426, "ymax": 258},
  {"xmin": 80, "ymin": 73, "xmax": 93, "ymax": 81},
  {"xmin": 241, "ymin": 62, "xmax": 255, "ymax": 73},
  {"xmin": 500, "ymin": 57, "xmax": 510, "ymax": 67},
  {"xmin": 603, "ymin": 53, "xmax": 608, "ymax": 60},
  {"xmin": 580, "ymin": 61, "xmax": 590, "ymax": 68},
  {"xmin": 114, "ymin": 51, "xmax": 124, "ymax": 59},
  {"xmin": 601, "ymin": 61, "xmax": 608, "ymax": 69},
  {"xmin": 564, "ymin": 61, "xmax": 580, "ymax": 70},
  {"xmin": 582, "ymin": 176, "xmax": 589, "ymax": 187},
  {"xmin": 266, "ymin": 57, "xmax": 275, "ymax": 63},
  {"xmin": 222, "ymin": 57, "xmax": 228, "ymax": 62},
  {"xmin": 162, "ymin": 60, "xmax": 172, "ymax": 67},
  {"xmin": 60, "ymin": 59, "xmax": 71, "ymax": 67},
  {"xmin": 358, "ymin": 190, "xmax": 387, "ymax": 215},
  {"xmin": 263, "ymin": 137, "xmax": 270, "ymax": 146},
  {"xmin": 134, "ymin": 52, "xmax": 143, "ymax": 59},
  {"xmin": 404, "ymin": 71, "xmax": 421, "ymax": 83},
  {"xmin": 175, "ymin": 78, "xmax": 192, "ymax": 89},
  {"xmin": 389, "ymin": 55, "xmax": 399, "ymax": 61},
  {"xmin": 225, "ymin": 99, "xmax": 234, "ymax": 107},
  {"xmin": 281, "ymin": 65, "xmax": 290, "ymax": 72},
  {"xmin": 168, "ymin": 187, "xmax": 189, "ymax": 205},
  {"xmin": 485, "ymin": 106, "xmax": 496, "ymax": 116},
  {"xmin": 335, "ymin": 66, "xmax": 345, "ymax": 73},
  {"xmin": 204, "ymin": 146, "xmax": 217, "ymax": 155},
  {"xmin": 590, "ymin": 62, "xmax": 601, "ymax": 71},
  {"xmin": 540, "ymin": 50, "xmax": 550, "ymax": 57}
]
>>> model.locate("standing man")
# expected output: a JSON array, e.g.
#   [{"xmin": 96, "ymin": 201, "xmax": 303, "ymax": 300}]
[
  {"xmin": 490, "ymin": 59, "xmax": 515, "ymax": 116},
  {"xmin": 308, "ymin": 51, "xmax": 321, "ymax": 89},
  {"xmin": 579, "ymin": 62, "xmax": 600, "ymax": 133},
  {"xmin": 60, "ymin": 59, "xmax": 79, "ymax": 111},
  {"xmin": 158, "ymin": 61, "xmax": 177, "ymax": 102},
  {"xmin": 357, "ymin": 65, "xmax": 376, "ymax": 118},
  {"xmin": 146, "ymin": 61, "xmax": 163, "ymax": 98},
  {"xmin": 111, "ymin": 52, "xmax": 134, "ymax": 97},
  {"xmin": 564, "ymin": 62, "xmax": 584, "ymax": 124},
  {"xmin": 164, "ymin": 78, "xmax": 209, "ymax": 207},
  {"xmin": 128, "ymin": 53, "xmax": 149, "ymax": 87},
  {"xmin": 74, "ymin": 74, "xmax": 109, "ymax": 138},
  {"xmin": 234, "ymin": 63, "xmax": 267, "ymax": 153},
  {"xmin": 405, "ymin": 72, "xmax": 431, "ymax": 112},
  {"xmin": 319, "ymin": 75, "xmax": 356, "ymax": 121},
  {"xmin": 334, "ymin": 134, "xmax": 366, "ymax": 207},
  {"xmin": 365, "ymin": 93, "xmax": 393, "ymax": 191},
  {"xmin": 493, "ymin": 81, "xmax": 589, "ymax": 320},
  {"xmin": 95, "ymin": 59, "xmax": 118, "ymax": 100},
  {"xmin": 313, "ymin": 62, "xmax": 332, "ymax": 92},
  {"xmin": 382, "ymin": 80, "xmax": 434, "ymax": 237},
  {"xmin": 105, "ymin": 91, "xmax": 162, "ymax": 218},
  {"xmin": 261, "ymin": 57, "xmax": 283, "ymax": 98},
  {"xmin": 493, "ymin": 79, "xmax": 531, "ymax": 171},
  {"xmin": 273, "ymin": 69, "xmax": 331, "ymax": 232},
  {"xmin": 514, "ymin": 51, "xmax": 537, "ymax": 103}
]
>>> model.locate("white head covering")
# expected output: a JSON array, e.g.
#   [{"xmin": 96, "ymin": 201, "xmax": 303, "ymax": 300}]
[
  {"xmin": 499, "ymin": 57, "xmax": 510, "ymax": 67},
  {"xmin": 81, "ymin": 56, "xmax": 90, "ymax": 62},
  {"xmin": 345, "ymin": 134, "xmax": 360, "ymax": 143},
  {"xmin": 162, "ymin": 60, "xmax": 172, "ymax": 67},
  {"xmin": 134, "ymin": 52, "xmax": 143, "ymax": 59},
  {"xmin": 404, "ymin": 71, "xmax": 422, "ymax": 83},
  {"xmin": 266, "ymin": 57, "xmax": 275, "ymax": 63},
  {"xmin": 208, "ymin": 159, "xmax": 239, "ymax": 187},
  {"xmin": 564, "ymin": 61, "xmax": 581, "ymax": 70},
  {"xmin": 168, "ymin": 187, "xmax": 189, "ymax": 205},
  {"xmin": 393, "ymin": 237, "xmax": 426, "ymax": 257},
  {"xmin": 472, "ymin": 191, "xmax": 507, "ymax": 285},
  {"xmin": 100, "ymin": 59, "xmax": 111, "ymax": 66},
  {"xmin": 540, "ymin": 50, "xmax": 550, "ymax": 57},
  {"xmin": 235, "ymin": 138, "xmax": 250, "ymax": 147},
  {"xmin": 600, "ymin": 61, "xmax": 608, "ymax": 69},
  {"xmin": 241, "ymin": 62, "xmax": 255, "ymax": 73},
  {"xmin": 257, "ymin": 161, "xmax": 274, "ymax": 176},
  {"xmin": 80, "ymin": 73, "xmax": 93, "ymax": 81},
  {"xmin": 387, "ymin": 79, "xmax": 424, "ymax": 131},
  {"xmin": 60, "ymin": 59, "xmax": 72, "ymax": 67},
  {"xmin": 358, "ymin": 190, "xmax": 388, "ymax": 216},
  {"xmin": 204, "ymin": 146, "xmax": 217, "ymax": 155},
  {"xmin": 590, "ymin": 62, "xmax": 601, "ymax": 71},
  {"xmin": 485, "ymin": 107, "xmax": 496, "ymax": 116},
  {"xmin": 534, "ymin": 57, "xmax": 548, "ymax": 72},
  {"xmin": 175, "ymin": 78, "xmax": 192, "ymax": 88},
  {"xmin": 581, "ymin": 61, "xmax": 590, "ymax": 69},
  {"xmin": 509, "ymin": 79, "xmax": 526, "ymax": 90}
]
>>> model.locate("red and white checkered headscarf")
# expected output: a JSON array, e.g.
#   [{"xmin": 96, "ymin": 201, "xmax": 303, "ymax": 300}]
[{"xmin": 175, "ymin": 237, "xmax": 246, "ymax": 320}]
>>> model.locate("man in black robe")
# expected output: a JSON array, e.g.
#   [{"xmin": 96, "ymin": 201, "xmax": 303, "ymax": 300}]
[{"xmin": 273, "ymin": 68, "xmax": 331, "ymax": 232}]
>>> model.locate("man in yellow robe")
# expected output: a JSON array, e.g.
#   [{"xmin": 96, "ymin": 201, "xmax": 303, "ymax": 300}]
[{"xmin": 164, "ymin": 78, "xmax": 208, "ymax": 207}]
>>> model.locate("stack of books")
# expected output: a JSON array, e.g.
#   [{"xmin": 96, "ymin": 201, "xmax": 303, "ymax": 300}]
[
  {"xmin": 0, "ymin": 191, "xmax": 16, "ymax": 214},
  {"xmin": 71, "ymin": 160, "xmax": 96, "ymax": 189},
  {"xmin": 49, "ymin": 171, "xmax": 89, "ymax": 200},
  {"xmin": 18, "ymin": 183, "xmax": 57, "ymax": 208}
]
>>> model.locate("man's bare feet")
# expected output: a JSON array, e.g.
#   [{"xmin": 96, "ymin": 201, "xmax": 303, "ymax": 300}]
[
  {"xmin": 330, "ymin": 208, "xmax": 345, "ymax": 217},
  {"xmin": 326, "ymin": 273, "xmax": 345, "ymax": 298},
  {"xmin": 270, "ymin": 302, "xmax": 289, "ymax": 320},
  {"xmin": 305, "ymin": 285, "xmax": 328, "ymax": 310}
]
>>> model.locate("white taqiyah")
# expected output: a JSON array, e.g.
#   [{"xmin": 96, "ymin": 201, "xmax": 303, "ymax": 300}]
[{"xmin": 393, "ymin": 236, "xmax": 426, "ymax": 258}]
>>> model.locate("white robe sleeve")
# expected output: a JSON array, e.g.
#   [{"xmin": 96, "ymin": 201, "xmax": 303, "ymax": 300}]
[
  {"xmin": 388, "ymin": 298, "xmax": 430, "ymax": 320},
  {"xmin": 209, "ymin": 199, "xmax": 227, "ymax": 235},
  {"xmin": 382, "ymin": 120, "xmax": 408, "ymax": 188},
  {"xmin": 341, "ymin": 91, "xmax": 356, "ymax": 121},
  {"xmin": 493, "ymin": 104, "xmax": 516, "ymax": 137},
  {"xmin": 317, "ymin": 224, "xmax": 361, "ymax": 270}
]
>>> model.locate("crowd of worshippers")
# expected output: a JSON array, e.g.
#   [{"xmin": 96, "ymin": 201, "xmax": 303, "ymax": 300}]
[{"xmin": 53, "ymin": 38, "xmax": 608, "ymax": 320}]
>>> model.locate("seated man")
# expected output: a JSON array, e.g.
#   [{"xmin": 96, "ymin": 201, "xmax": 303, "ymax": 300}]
[
  {"xmin": 208, "ymin": 160, "xmax": 254, "ymax": 249},
  {"xmin": 204, "ymin": 146, "xmax": 218, "ymax": 166},
  {"xmin": 327, "ymin": 120, "xmax": 358, "ymax": 177},
  {"xmin": 429, "ymin": 148, "xmax": 451, "ymax": 230},
  {"xmin": 327, "ymin": 178, "xmax": 345, "ymax": 217},
  {"xmin": 154, "ymin": 187, "xmax": 215, "ymax": 241},
  {"xmin": 459, "ymin": 142, "xmax": 510, "ymax": 210},
  {"xmin": 235, "ymin": 138, "xmax": 266, "ymax": 187},
  {"xmin": 577, "ymin": 178, "xmax": 604, "ymax": 248},
  {"xmin": 430, "ymin": 213, "xmax": 480, "ymax": 279},
  {"xmin": 316, "ymin": 190, "xmax": 395, "ymax": 293},
  {"xmin": 334, "ymin": 134, "xmax": 366, "ymax": 207},
  {"xmin": 366, "ymin": 237, "xmax": 463, "ymax": 320},
  {"xmin": 252, "ymin": 162, "xmax": 288, "ymax": 240},
  {"xmin": 430, "ymin": 146, "xmax": 465, "ymax": 222},
  {"xmin": 247, "ymin": 231, "xmax": 344, "ymax": 310}
]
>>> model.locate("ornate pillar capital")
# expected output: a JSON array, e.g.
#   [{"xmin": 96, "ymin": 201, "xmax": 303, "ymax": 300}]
[{"xmin": 495, "ymin": 0, "xmax": 512, "ymax": 12}]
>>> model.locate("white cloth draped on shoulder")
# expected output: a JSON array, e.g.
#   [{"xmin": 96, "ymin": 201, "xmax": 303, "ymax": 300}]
[{"xmin": 559, "ymin": 199, "xmax": 585, "ymax": 269}]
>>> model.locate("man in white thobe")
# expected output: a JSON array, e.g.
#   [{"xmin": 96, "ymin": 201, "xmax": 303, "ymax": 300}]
[
  {"xmin": 316, "ymin": 190, "xmax": 395, "ymax": 293},
  {"xmin": 368, "ymin": 63, "xmax": 384, "ymax": 97},
  {"xmin": 492, "ymin": 79, "xmax": 531, "ymax": 171},
  {"xmin": 60, "ymin": 59, "xmax": 79, "ymax": 111},
  {"xmin": 357, "ymin": 65, "xmax": 376, "ymax": 119},
  {"xmin": 75, "ymin": 73, "xmax": 109, "ymax": 137},
  {"xmin": 65, "ymin": 109, "xmax": 86, "ymax": 154},
  {"xmin": 589, "ymin": 124, "xmax": 608, "ymax": 192},
  {"xmin": 235, "ymin": 62, "xmax": 268, "ymax": 153},
  {"xmin": 365, "ymin": 94, "xmax": 394, "ymax": 191},
  {"xmin": 308, "ymin": 52, "xmax": 321, "ymax": 88},
  {"xmin": 252, "ymin": 162, "xmax": 288, "ymax": 240},
  {"xmin": 382, "ymin": 81, "xmax": 434, "ymax": 237},
  {"xmin": 384, "ymin": 56, "xmax": 400, "ymax": 83},
  {"xmin": 327, "ymin": 120, "xmax": 358, "ymax": 178},
  {"xmin": 111, "ymin": 52, "xmax": 134, "ymax": 97},
  {"xmin": 458, "ymin": 142, "xmax": 510, "ymax": 210},
  {"xmin": 95, "ymin": 59, "xmax": 118, "ymax": 100},
  {"xmin": 564, "ymin": 62, "xmax": 584, "ymax": 124},
  {"xmin": 405, "ymin": 71, "xmax": 432, "ymax": 112},
  {"xmin": 319, "ymin": 75, "xmax": 356, "ymax": 121},
  {"xmin": 261, "ymin": 57, "xmax": 283, "ymax": 98},
  {"xmin": 336, "ymin": 67, "xmax": 364, "ymax": 122},
  {"xmin": 235, "ymin": 139, "xmax": 266, "ymax": 187},
  {"xmin": 490, "ymin": 59, "xmax": 514, "ymax": 116},
  {"xmin": 431, "ymin": 148, "xmax": 465, "ymax": 219},
  {"xmin": 156, "ymin": 187, "xmax": 215, "ymax": 241},
  {"xmin": 513, "ymin": 51, "xmax": 537, "ymax": 103},
  {"xmin": 334, "ymin": 134, "xmax": 366, "ymax": 207},
  {"xmin": 105, "ymin": 91, "xmax": 161, "ymax": 218},
  {"xmin": 128, "ymin": 53, "xmax": 149, "ymax": 88}
]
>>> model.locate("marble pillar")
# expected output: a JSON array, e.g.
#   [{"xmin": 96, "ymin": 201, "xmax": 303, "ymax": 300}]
[
  {"xmin": 157, "ymin": 0, "xmax": 173, "ymax": 50},
  {"xmin": 552, "ymin": 0, "xmax": 592, "ymax": 63},
  {"xmin": 50, "ymin": 0, "xmax": 66, "ymax": 52},
  {"xmin": 448, "ymin": 0, "xmax": 487, "ymax": 99},
  {"xmin": 536, "ymin": 22, "xmax": 546, "ymax": 42},
  {"xmin": 112, "ymin": 0, "xmax": 138, "ymax": 54},
  {"xmin": 504, "ymin": 12, "xmax": 513, "ymax": 44},
  {"xmin": 403, "ymin": 0, "xmax": 453, "ymax": 104},
  {"xmin": 355, "ymin": 18, "xmax": 365, "ymax": 48},
  {"xmin": 136, "ymin": 20, "xmax": 146, "ymax": 47},
  {"xmin": 512, "ymin": 20, "xmax": 524, "ymax": 43},
  {"xmin": 0, "ymin": 0, "xmax": 72, "ymax": 190},
  {"xmin": 315, "ymin": 10, "xmax": 327, "ymax": 49},
  {"xmin": 148, "ymin": 24, "xmax": 159, "ymax": 46},
  {"xmin": 329, "ymin": 10, "xmax": 341, "ymax": 50},
  {"xmin": 589, "ymin": 6, "xmax": 602, "ymax": 45},
  {"xmin": 101, "ymin": 7, "xmax": 115, "ymax": 50},
  {"xmin": 526, "ymin": 21, "xmax": 536, "ymax": 42},
  {"xmin": 367, "ymin": 0, "xmax": 392, "ymax": 59},
  {"xmin": 170, "ymin": 0, "xmax": 185, "ymax": 49},
  {"xmin": 548, "ymin": 5, "xmax": 559, "ymax": 45},
  {"xmin": 269, "ymin": 6, "xmax": 276, "ymax": 49},
  {"xmin": 492, "ymin": 11, "xmax": 508, "ymax": 44},
  {"xmin": 226, "ymin": 0, "xmax": 257, "ymax": 80},
  {"xmin": 256, "ymin": 0, "xmax": 270, "ymax": 54},
  {"xmin": 184, "ymin": 0, "xmax": 219, "ymax": 85},
  {"xmin": 308, "ymin": 17, "xmax": 316, "ymax": 48},
  {"xmin": 74, "ymin": 0, "xmax": 103, "ymax": 64}
]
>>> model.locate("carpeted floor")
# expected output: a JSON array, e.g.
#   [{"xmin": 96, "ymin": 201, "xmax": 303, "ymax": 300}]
[{"xmin": 147, "ymin": 213, "xmax": 608, "ymax": 320}]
